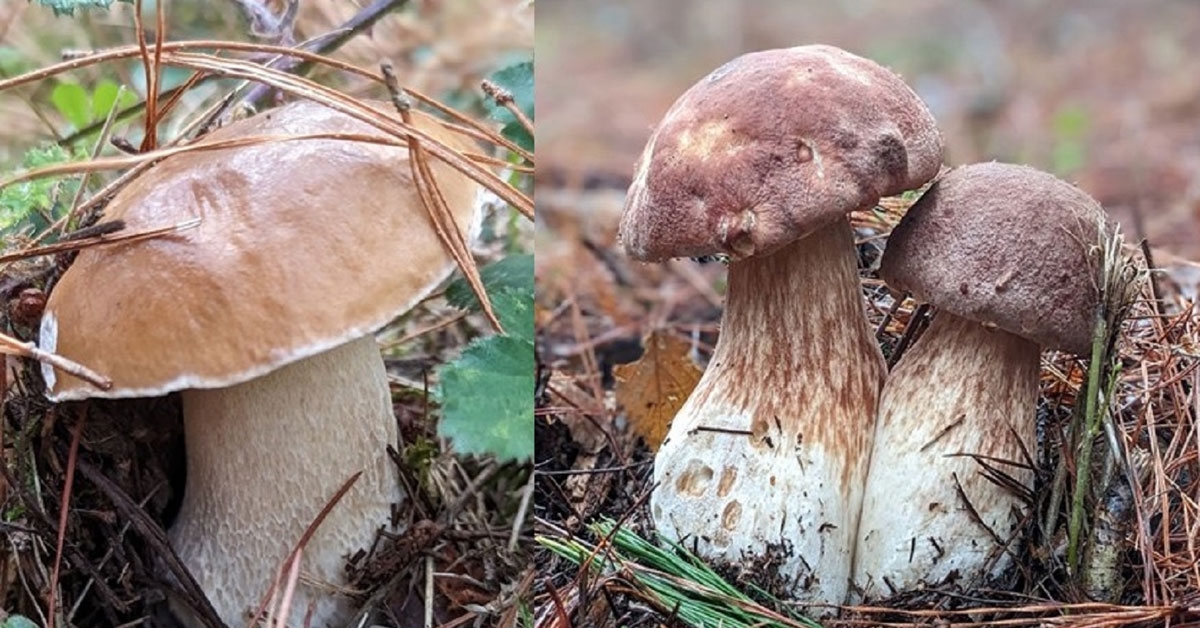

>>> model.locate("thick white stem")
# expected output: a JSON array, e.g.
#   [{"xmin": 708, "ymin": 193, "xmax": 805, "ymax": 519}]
[
  {"xmin": 651, "ymin": 219, "xmax": 885, "ymax": 611},
  {"xmin": 854, "ymin": 313, "xmax": 1039, "ymax": 600},
  {"xmin": 172, "ymin": 335, "xmax": 401, "ymax": 626}
]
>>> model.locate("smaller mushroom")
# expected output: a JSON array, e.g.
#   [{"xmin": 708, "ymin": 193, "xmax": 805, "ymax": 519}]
[{"xmin": 854, "ymin": 162, "xmax": 1110, "ymax": 599}]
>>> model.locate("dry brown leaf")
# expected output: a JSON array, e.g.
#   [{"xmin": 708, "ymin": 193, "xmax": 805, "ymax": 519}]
[{"xmin": 614, "ymin": 330, "xmax": 702, "ymax": 452}]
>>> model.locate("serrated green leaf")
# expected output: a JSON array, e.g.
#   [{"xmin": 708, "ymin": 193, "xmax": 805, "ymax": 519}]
[
  {"xmin": 490, "ymin": 287, "xmax": 534, "ymax": 343},
  {"xmin": 438, "ymin": 335, "xmax": 534, "ymax": 461},
  {"xmin": 51, "ymin": 82, "xmax": 91, "ymax": 129},
  {"xmin": 35, "ymin": 0, "xmax": 127, "ymax": 17},
  {"xmin": 484, "ymin": 61, "xmax": 534, "ymax": 126},
  {"xmin": 446, "ymin": 254, "xmax": 534, "ymax": 310},
  {"xmin": 1, "ymin": 144, "xmax": 86, "ymax": 234}
]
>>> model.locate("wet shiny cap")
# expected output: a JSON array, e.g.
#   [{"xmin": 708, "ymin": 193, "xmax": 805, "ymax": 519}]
[
  {"xmin": 619, "ymin": 44, "xmax": 943, "ymax": 262},
  {"xmin": 42, "ymin": 100, "xmax": 484, "ymax": 400},
  {"xmin": 881, "ymin": 162, "xmax": 1109, "ymax": 354}
]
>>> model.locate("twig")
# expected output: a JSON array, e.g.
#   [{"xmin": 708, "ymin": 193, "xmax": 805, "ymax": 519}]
[
  {"xmin": 509, "ymin": 470, "xmax": 534, "ymax": 552},
  {"xmin": 73, "ymin": 457, "xmax": 224, "ymax": 628},
  {"xmin": 234, "ymin": 0, "xmax": 409, "ymax": 113},
  {"xmin": 481, "ymin": 79, "xmax": 533, "ymax": 136},
  {"xmin": 0, "ymin": 333, "xmax": 111, "ymax": 390}
]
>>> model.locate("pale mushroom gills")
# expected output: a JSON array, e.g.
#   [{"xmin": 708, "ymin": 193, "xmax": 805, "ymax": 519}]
[
  {"xmin": 619, "ymin": 44, "xmax": 943, "ymax": 610},
  {"xmin": 854, "ymin": 162, "xmax": 1110, "ymax": 599},
  {"xmin": 39, "ymin": 100, "xmax": 485, "ymax": 626}
]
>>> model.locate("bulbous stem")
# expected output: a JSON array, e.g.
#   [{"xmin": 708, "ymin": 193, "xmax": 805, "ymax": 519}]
[
  {"xmin": 854, "ymin": 312, "xmax": 1039, "ymax": 600},
  {"xmin": 172, "ymin": 335, "xmax": 401, "ymax": 626},
  {"xmin": 651, "ymin": 219, "xmax": 885, "ymax": 612}
]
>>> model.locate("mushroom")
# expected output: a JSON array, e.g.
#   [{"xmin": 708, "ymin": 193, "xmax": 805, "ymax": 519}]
[
  {"xmin": 618, "ymin": 45, "xmax": 942, "ymax": 608},
  {"xmin": 38, "ymin": 100, "xmax": 484, "ymax": 625},
  {"xmin": 854, "ymin": 162, "xmax": 1108, "ymax": 599}
]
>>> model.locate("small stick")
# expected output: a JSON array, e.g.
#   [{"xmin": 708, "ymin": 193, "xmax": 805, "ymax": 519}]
[
  {"xmin": 424, "ymin": 554, "xmax": 435, "ymax": 628},
  {"xmin": 0, "ymin": 334, "xmax": 111, "ymax": 390},
  {"xmin": 509, "ymin": 470, "xmax": 534, "ymax": 552},
  {"xmin": 480, "ymin": 79, "xmax": 533, "ymax": 136}
]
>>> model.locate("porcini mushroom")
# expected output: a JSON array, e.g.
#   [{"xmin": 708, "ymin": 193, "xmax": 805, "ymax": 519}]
[
  {"xmin": 38, "ymin": 100, "xmax": 484, "ymax": 625},
  {"xmin": 854, "ymin": 162, "xmax": 1108, "ymax": 599},
  {"xmin": 618, "ymin": 45, "xmax": 942, "ymax": 608}
]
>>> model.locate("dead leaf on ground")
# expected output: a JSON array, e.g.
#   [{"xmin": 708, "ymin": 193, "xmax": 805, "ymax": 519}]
[{"xmin": 614, "ymin": 330, "xmax": 702, "ymax": 452}]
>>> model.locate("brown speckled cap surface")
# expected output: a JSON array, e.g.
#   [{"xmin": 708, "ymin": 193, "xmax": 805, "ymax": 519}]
[
  {"xmin": 619, "ymin": 44, "xmax": 943, "ymax": 261},
  {"xmin": 42, "ymin": 100, "xmax": 482, "ymax": 400},
  {"xmin": 880, "ymin": 162, "xmax": 1108, "ymax": 355}
]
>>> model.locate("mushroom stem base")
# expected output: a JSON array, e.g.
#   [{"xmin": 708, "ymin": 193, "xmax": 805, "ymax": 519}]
[
  {"xmin": 854, "ymin": 312, "xmax": 1040, "ymax": 600},
  {"xmin": 172, "ymin": 334, "xmax": 401, "ymax": 626}
]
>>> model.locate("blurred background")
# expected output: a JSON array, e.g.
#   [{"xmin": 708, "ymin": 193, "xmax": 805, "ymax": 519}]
[
  {"xmin": 538, "ymin": 0, "xmax": 1200, "ymax": 258},
  {"xmin": 0, "ymin": 0, "xmax": 532, "ymax": 165}
]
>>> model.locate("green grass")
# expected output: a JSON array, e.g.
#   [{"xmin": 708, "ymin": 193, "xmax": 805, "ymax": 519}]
[{"xmin": 539, "ymin": 518, "xmax": 824, "ymax": 628}]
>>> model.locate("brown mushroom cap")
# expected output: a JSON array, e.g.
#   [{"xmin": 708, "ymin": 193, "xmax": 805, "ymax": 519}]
[
  {"xmin": 619, "ymin": 44, "xmax": 943, "ymax": 261},
  {"xmin": 880, "ymin": 162, "xmax": 1108, "ymax": 355},
  {"xmin": 42, "ymin": 100, "xmax": 482, "ymax": 400}
]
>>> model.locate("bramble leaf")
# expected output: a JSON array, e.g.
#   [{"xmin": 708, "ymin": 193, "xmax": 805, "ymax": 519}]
[
  {"xmin": 484, "ymin": 61, "xmax": 534, "ymax": 151},
  {"xmin": 437, "ymin": 254, "xmax": 534, "ymax": 461},
  {"xmin": 1, "ymin": 144, "xmax": 85, "ymax": 234},
  {"xmin": 438, "ymin": 335, "xmax": 533, "ymax": 461},
  {"xmin": 445, "ymin": 254, "xmax": 533, "ymax": 313}
]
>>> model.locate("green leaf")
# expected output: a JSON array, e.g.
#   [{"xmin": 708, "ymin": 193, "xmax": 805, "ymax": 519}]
[
  {"xmin": 484, "ymin": 60, "xmax": 534, "ymax": 151},
  {"xmin": 34, "ymin": 0, "xmax": 127, "ymax": 17},
  {"xmin": 90, "ymin": 79, "xmax": 127, "ymax": 121},
  {"xmin": 445, "ymin": 254, "xmax": 534, "ymax": 312},
  {"xmin": 51, "ymin": 82, "xmax": 91, "ymax": 129},
  {"xmin": 483, "ymin": 61, "xmax": 533, "ymax": 124},
  {"xmin": 1, "ymin": 144, "xmax": 85, "ymax": 234},
  {"xmin": 490, "ymin": 286, "xmax": 534, "ymax": 343},
  {"xmin": 437, "ymin": 253, "xmax": 534, "ymax": 461},
  {"xmin": 438, "ymin": 334, "xmax": 534, "ymax": 461},
  {"xmin": 501, "ymin": 120, "xmax": 533, "ymax": 152},
  {"xmin": 2, "ymin": 615, "xmax": 40, "ymax": 628}
]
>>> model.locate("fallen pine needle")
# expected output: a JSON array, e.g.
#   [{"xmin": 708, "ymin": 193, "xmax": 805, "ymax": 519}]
[{"xmin": 0, "ymin": 217, "xmax": 202, "ymax": 265}]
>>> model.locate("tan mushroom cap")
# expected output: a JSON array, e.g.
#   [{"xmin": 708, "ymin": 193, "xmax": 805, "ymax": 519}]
[
  {"xmin": 619, "ymin": 44, "xmax": 943, "ymax": 262},
  {"xmin": 42, "ymin": 100, "xmax": 483, "ymax": 401},
  {"xmin": 880, "ymin": 162, "xmax": 1108, "ymax": 355}
]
